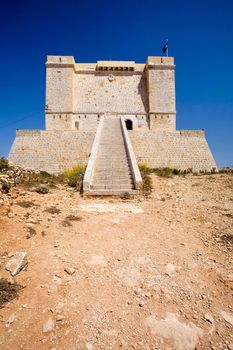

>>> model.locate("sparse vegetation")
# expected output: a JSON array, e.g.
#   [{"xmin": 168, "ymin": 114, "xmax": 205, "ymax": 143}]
[
  {"xmin": 62, "ymin": 214, "xmax": 82, "ymax": 227},
  {"xmin": 27, "ymin": 227, "xmax": 37, "ymax": 238},
  {"xmin": 65, "ymin": 214, "xmax": 82, "ymax": 221},
  {"xmin": 19, "ymin": 171, "xmax": 65, "ymax": 189},
  {"xmin": 0, "ymin": 278, "xmax": 22, "ymax": 308},
  {"xmin": 151, "ymin": 167, "xmax": 192, "ymax": 178},
  {"xmin": 120, "ymin": 192, "xmax": 132, "ymax": 200},
  {"xmin": 44, "ymin": 206, "xmax": 61, "ymax": 214},
  {"xmin": 0, "ymin": 157, "xmax": 12, "ymax": 171},
  {"xmin": 16, "ymin": 201, "xmax": 36, "ymax": 208},
  {"xmin": 139, "ymin": 163, "xmax": 153, "ymax": 196},
  {"xmin": 1, "ymin": 181, "xmax": 11, "ymax": 193},
  {"xmin": 63, "ymin": 164, "xmax": 86, "ymax": 190},
  {"xmin": 218, "ymin": 168, "xmax": 233, "ymax": 175},
  {"xmin": 35, "ymin": 185, "xmax": 49, "ymax": 194}
]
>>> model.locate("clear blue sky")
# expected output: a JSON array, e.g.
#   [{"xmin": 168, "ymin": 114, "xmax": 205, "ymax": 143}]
[{"xmin": 0, "ymin": 0, "xmax": 232, "ymax": 167}]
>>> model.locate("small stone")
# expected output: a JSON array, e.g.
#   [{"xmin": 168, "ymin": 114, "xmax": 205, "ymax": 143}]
[
  {"xmin": 54, "ymin": 242, "xmax": 59, "ymax": 248},
  {"xmin": 5, "ymin": 252, "xmax": 28, "ymax": 276},
  {"xmin": 145, "ymin": 292, "xmax": 151, "ymax": 298},
  {"xmin": 56, "ymin": 314, "xmax": 64, "ymax": 322},
  {"xmin": 228, "ymin": 343, "xmax": 233, "ymax": 350},
  {"xmin": 221, "ymin": 311, "xmax": 233, "ymax": 326},
  {"xmin": 139, "ymin": 301, "xmax": 144, "ymax": 307},
  {"xmin": 42, "ymin": 318, "xmax": 55, "ymax": 333},
  {"xmin": 7, "ymin": 213, "xmax": 14, "ymax": 218},
  {"xmin": 6, "ymin": 313, "xmax": 16, "ymax": 326},
  {"xmin": 204, "ymin": 313, "xmax": 214, "ymax": 324},
  {"xmin": 26, "ymin": 218, "xmax": 36, "ymax": 224},
  {"xmin": 165, "ymin": 263, "xmax": 175, "ymax": 276},
  {"xmin": 86, "ymin": 343, "xmax": 93, "ymax": 350},
  {"xmin": 64, "ymin": 267, "xmax": 76, "ymax": 275}
]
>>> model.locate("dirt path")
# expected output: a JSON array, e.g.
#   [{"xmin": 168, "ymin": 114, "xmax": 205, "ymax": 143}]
[{"xmin": 0, "ymin": 174, "xmax": 232, "ymax": 349}]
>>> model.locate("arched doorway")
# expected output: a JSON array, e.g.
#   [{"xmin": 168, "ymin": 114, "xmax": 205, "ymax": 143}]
[{"xmin": 125, "ymin": 119, "xmax": 133, "ymax": 130}]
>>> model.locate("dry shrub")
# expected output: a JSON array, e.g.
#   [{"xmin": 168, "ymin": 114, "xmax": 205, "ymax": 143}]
[
  {"xmin": 20, "ymin": 171, "xmax": 64, "ymax": 189},
  {"xmin": 63, "ymin": 164, "xmax": 86, "ymax": 190},
  {"xmin": 0, "ymin": 157, "xmax": 11, "ymax": 171},
  {"xmin": 0, "ymin": 278, "xmax": 22, "ymax": 308},
  {"xmin": 65, "ymin": 214, "xmax": 82, "ymax": 221},
  {"xmin": 44, "ymin": 206, "xmax": 61, "ymax": 214},
  {"xmin": 16, "ymin": 201, "xmax": 35, "ymax": 208},
  {"xmin": 139, "ymin": 163, "xmax": 153, "ymax": 196}
]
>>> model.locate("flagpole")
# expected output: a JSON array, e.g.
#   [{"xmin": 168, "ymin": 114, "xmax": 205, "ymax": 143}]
[{"xmin": 166, "ymin": 39, "xmax": 168, "ymax": 57}]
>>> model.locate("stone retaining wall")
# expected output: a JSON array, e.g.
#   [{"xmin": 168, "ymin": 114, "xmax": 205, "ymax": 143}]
[
  {"xmin": 8, "ymin": 130, "xmax": 95, "ymax": 174},
  {"xmin": 8, "ymin": 129, "xmax": 217, "ymax": 174},
  {"xmin": 129, "ymin": 130, "xmax": 217, "ymax": 171}
]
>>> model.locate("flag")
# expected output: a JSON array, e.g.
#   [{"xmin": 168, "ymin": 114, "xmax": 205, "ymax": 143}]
[{"xmin": 162, "ymin": 40, "xmax": 168, "ymax": 54}]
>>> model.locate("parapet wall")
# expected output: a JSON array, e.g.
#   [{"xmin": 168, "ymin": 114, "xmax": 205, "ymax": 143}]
[
  {"xmin": 8, "ymin": 130, "xmax": 95, "ymax": 174},
  {"xmin": 129, "ymin": 130, "xmax": 217, "ymax": 171}
]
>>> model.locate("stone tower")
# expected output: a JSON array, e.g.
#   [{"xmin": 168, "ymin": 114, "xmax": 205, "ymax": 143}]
[{"xmin": 8, "ymin": 55, "xmax": 217, "ymax": 182}]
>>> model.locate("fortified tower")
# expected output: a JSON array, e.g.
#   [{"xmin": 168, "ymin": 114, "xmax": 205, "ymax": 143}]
[
  {"xmin": 45, "ymin": 55, "xmax": 176, "ymax": 132},
  {"xmin": 9, "ymin": 54, "xmax": 217, "ymax": 194}
]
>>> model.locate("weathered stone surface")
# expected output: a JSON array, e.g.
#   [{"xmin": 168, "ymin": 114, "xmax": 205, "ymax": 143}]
[
  {"xmin": 5, "ymin": 252, "xmax": 28, "ymax": 276},
  {"xmin": 221, "ymin": 311, "xmax": 233, "ymax": 326},
  {"xmin": 145, "ymin": 313, "xmax": 203, "ymax": 350},
  {"xmin": 85, "ymin": 255, "xmax": 107, "ymax": 267},
  {"xmin": 42, "ymin": 318, "xmax": 55, "ymax": 333}
]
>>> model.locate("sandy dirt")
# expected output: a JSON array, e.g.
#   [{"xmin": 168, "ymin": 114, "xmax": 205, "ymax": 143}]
[{"xmin": 0, "ymin": 173, "xmax": 232, "ymax": 350}]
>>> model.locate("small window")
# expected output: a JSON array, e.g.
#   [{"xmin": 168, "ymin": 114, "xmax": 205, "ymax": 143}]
[{"xmin": 75, "ymin": 122, "xmax": 79, "ymax": 130}]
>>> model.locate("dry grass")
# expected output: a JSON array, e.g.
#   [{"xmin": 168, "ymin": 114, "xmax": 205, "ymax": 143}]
[
  {"xmin": 0, "ymin": 278, "xmax": 22, "ymax": 308},
  {"xmin": 44, "ymin": 206, "xmax": 61, "ymax": 214},
  {"xmin": 16, "ymin": 201, "xmax": 36, "ymax": 208}
]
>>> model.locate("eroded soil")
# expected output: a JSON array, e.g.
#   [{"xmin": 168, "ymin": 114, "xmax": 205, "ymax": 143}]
[{"xmin": 0, "ymin": 173, "xmax": 232, "ymax": 350}]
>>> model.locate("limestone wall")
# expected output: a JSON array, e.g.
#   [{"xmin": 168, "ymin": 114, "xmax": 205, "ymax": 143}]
[
  {"xmin": 129, "ymin": 130, "xmax": 217, "ymax": 171},
  {"xmin": 46, "ymin": 62, "xmax": 74, "ymax": 113},
  {"xmin": 73, "ymin": 71, "xmax": 148, "ymax": 114},
  {"xmin": 8, "ymin": 130, "xmax": 95, "ymax": 174},
  {"xmin": 147, "ymin": 57, "xmax": 176, "ymax": 114},
  {"xmin": 149, "ymin": 113, "xmax": 176, "ymax": 131}
]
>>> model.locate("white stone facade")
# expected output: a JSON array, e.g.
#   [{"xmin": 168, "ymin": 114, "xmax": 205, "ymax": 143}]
[{"xmin": 8, "ymin": 55, "xmax": 217, "ymax": 173}]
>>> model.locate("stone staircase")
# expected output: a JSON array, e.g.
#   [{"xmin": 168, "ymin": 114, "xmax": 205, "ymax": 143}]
[{"xmin": 89, "ymin": 117, "xmax": 135, "ymax": 195}]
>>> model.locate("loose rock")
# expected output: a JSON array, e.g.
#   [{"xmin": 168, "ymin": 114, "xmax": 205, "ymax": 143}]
[
  {"xmin": 5, "ymin": 252, "xmax": 28, "ymax": 276},
  {"xmin": 64, "ymin": 267, "xmax": 76, "ymax": 275},
  {"xmin": 42, "ymin": 318, "xmax": 55, "ymax": 333}
]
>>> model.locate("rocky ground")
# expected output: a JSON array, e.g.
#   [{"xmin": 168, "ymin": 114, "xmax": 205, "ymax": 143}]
[{"xmin": 0, "ymin": 173, "xmax": 232, "ymax": 350}]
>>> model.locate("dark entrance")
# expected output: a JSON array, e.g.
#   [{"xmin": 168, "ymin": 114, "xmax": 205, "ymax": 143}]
[{"xmin": 125, "ymin": 119, "xmax": 133, "ymax": 130}]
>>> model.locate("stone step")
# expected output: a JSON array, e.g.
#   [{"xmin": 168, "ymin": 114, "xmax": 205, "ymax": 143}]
[
  {"xmin": 94, "ymin": 167, "xmax": 131, "ymax": 171},
  {"xmin": 97, "ymin": 156, "xmax": 129, "ymax": 160},
  {"xmin": 93, "ymin": 174, "xmax": 133, "ymax": 180},
  {"xmin": 85, "ymin": 190, "xmax": 138, "ymax": 196},
  {"xmin": 87, "ymin": 116, "xmax": 135, "ymax": 193},
  {"xmin": 91, "ymin": 184, "xmax": 134, "ymax": 190},
  {"xmin": 93, "ymin": 179, "xmax": 134, "ymax": 185}
]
